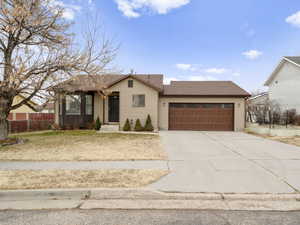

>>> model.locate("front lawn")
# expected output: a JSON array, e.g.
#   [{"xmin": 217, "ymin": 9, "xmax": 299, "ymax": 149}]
[
  {"xmin": 247, "ymin": 131, "xmax": 300, "ymax": 147},
  {"xmin": 264, "ymin": 135, "xmax": 300, "ymax": 147},
  {"xmin": 0, "ymin": 130, "xmax": 167, "ymax": 161},
  {"xmin": 0, "ymin": 169, "xmax": 169, "ymax": 189}
]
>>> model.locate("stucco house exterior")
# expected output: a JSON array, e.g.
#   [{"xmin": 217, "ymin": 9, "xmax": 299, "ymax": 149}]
[
  {"xmin": 265, "ymin": 56, "xmax": 300, "ymax": 112},
  {"xmin": 11, "ymin": 95, "xmax": 38, "ymax": 113},
  {"xmin": 53, "ymin": 74, "xmax": 250, "ymax": 131}
]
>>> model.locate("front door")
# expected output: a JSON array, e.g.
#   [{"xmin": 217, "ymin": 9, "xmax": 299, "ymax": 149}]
[{"xmin": 108, "ymin": 95, "xmax": 120, "ymax": 122}]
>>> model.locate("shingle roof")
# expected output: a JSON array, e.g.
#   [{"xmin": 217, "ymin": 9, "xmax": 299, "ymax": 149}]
[
  {"xmin": 163, "ymin": 81, "xmax": 250, "ymax": 97},
  {"xmin": 54, "ymin": 75, "xmax": 249, "ymax": 97},
  {"xmin": 54, "ymin": 74, "xmax": 164, "ymax": 92},
  {"xmin": 284, "ymin": 56, "xmax": 300, "ymax": 66}
]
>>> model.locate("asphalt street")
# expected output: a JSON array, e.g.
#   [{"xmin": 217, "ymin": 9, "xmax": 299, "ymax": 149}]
[{"xmin": 1, "ymin": 209, "xmax": 300, "ymax": 225}]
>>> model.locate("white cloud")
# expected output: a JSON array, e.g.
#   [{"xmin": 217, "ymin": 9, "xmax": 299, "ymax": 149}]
[
  {"xmin": 114, "ymin": 0, "xmax": 190, "ymax": 18},
  {"xmin": 50, "ymin": 0, "xmax": 81, "ymax": 20},
  {"xmin": 205, "ymin": 68, "xmax": 227, "ymax": 74},
  {"xmin": 164, "ymin": 77, "xmax": 179, "ymax": 84},
  {"xmin": 242, "ymin": 50, "xmax": 263, "ymax": 60},
  {"xmin": 232, "ymin": 72, "xmax": 241, "ymax": 77},
  {"xmin": 187, "ymin": 75, "xmax": 218, "ymax": 81},
  {"xmin": 62, "ymin": 8, "xmax": 76, "ymax": 20},
  {"xmin": 176, "ymin": 63, "xmax": 195, "ymax": 71},
  {"xmin": 286, "ymin": 11, "xmax": 300, "ymax": 28}
]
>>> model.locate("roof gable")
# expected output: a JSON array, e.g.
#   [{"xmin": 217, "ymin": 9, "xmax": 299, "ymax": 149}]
[
  {"xmin": 264, "ymin": 57, "xmax": 300, "ymax": 86},
  {"xmin": 106, "ymin": 74, "xmax": 163, "ymax": 92}
]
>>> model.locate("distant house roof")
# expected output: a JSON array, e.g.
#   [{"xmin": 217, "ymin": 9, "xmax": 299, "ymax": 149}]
[
  {"xmin": 54, "ymin": 74, "xmax": 164, "ymax": 92},
  {"xmin": 284, "ymin": 56, "xmax": 300, "ymax": 66},
  {"xmin": 264, "ymin": 56, "xmax": 300, "ymax": 86},
  {"xmin": 162, "ymin": 81, "xmax": 250, "ymax": 97},
  {"xmin": 248, "ymin": 92, "xmax": 268, "ymax": 100}
]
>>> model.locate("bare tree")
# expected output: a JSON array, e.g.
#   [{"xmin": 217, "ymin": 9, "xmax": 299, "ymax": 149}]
[{"xmin": 0, "ymin": 0, "xmax": 116, "ymax": 140}]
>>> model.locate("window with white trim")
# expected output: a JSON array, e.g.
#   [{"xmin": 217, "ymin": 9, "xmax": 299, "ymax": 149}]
[
  {"xmin": 85, "ymin": 95, "xmax": 93, "ymax": 115},
  {"xmin": 66, "ymin": 95, "xmax": 81, "ymax": 115},
  {"xmin": 132, "ymin": 94, "xmax": 145, "ymax": 107}
]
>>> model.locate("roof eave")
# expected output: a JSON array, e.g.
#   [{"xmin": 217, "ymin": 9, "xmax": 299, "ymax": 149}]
[
  {"xmin": 264, "ymin": 57, "xmax": 300, "ymax": 86},
  {"xmin": 105, "ymin": 75, "xmax": 163, "ymax": 92},
  {"xmin": 161, "ymin": 94, "xmax": 250, "ymax": 98}
]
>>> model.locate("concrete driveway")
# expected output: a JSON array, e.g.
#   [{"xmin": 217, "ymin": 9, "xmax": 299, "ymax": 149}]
[{"xmin": 151, "ymin": 131, "xmax": 300, "ymax": 193}]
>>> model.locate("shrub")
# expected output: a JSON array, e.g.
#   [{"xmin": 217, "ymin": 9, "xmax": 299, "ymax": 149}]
[
  {"xmin": 87, "ymin": 122, "xmax": 95, "ymax": 130},
  {"xmin": 51, "ymin": 123, "xmax": 61, "ymax": 130},
  {"xmin": 123, "ymin": 118, "xmax": 131, "ymax": 131},
  {"xmin": 144, "ymin": 114, "xmax": 154, "ymax": 132},
  {"xmin": 134, "ymin": 119, "xmax": 144, "ymax": 132},
  {"xmin": 95, "ymin": 117, "xmax": 101, "ymax": 131}
]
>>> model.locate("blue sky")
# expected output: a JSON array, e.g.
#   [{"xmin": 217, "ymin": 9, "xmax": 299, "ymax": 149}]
[{"xmin": 56, "ymin": 0, "xmax": 300, "ymax": 92}]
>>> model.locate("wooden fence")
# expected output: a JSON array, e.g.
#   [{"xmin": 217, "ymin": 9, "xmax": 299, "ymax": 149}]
[{"xmin": 8, "ymin": 113, "xmax": 55, "ymax": 133}]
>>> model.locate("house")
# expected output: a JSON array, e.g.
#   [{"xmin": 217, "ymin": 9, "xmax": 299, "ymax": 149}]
[
  {"xmin": 40, "ymin": 103, "xmax": 55, "ymax": 113},
  {"xmin": 53, "ymin": 74, "xmax": 250, "ymax": 131},
  {"xmin": 265, "ymin": 56, "xmax": 300, "ymax": 113},
  {"xmin": 247, "ymin": 92, "xmax": 268, "ymax": 106},
  {"xmin": 246, "ymin": 92, "xmax": 269, "ymax": 123},
  {"xmin": 10, "ymin": 95, "xmax": 38, "ymax": 113}
]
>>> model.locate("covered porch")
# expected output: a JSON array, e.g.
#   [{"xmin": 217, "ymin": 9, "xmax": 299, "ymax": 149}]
[{"xmin": 56, "ymin": 91, "xmax": 120, "ymax": 129}]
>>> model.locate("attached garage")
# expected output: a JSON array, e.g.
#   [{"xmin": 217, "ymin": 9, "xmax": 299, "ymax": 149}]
[
  {"xmin": 169, "ymin": 103, "xmax": 234, "ymax": 131},
  {"xmin": 159, "ymin": 81, "xmax": 250, "ymax": 132}
]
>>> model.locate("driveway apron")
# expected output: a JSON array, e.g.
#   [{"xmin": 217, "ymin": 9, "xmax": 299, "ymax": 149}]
[{"xmin": 150, "ymin": 131, "xmax": 300, "ymax": 193}]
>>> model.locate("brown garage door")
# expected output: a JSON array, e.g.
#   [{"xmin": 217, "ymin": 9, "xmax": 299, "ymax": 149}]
[{"xmin": 169, "ymin": 103, "xmax": 234, "ymax": 131}]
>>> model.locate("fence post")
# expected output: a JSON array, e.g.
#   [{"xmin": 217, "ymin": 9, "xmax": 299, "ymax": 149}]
[
  {"xmin": 8, "ymin": 121, "xmax": 11, "ymax": 134},
  {"xmin": 26, "ymin": 113, "xmax": 30, "ymax": 132}
]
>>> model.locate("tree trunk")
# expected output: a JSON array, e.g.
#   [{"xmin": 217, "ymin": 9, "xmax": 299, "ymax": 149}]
[
  {"xmin": 0, "ymin": 96, "xmax": 10, "ymax": 140},
  {"xmin": 0, "ymin": 117, "xmax": 8, "ymax": 141}
]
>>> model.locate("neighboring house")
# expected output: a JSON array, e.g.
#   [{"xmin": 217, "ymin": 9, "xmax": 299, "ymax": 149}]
[
  {"xmin": 53, "ymin": 74, "xmax": 250, "ymax": 131},
  {"xmin": 247, "ymin": 92, "xmax": 269, "ymax": 106},
  {"xmin": 40, "ymin": 103, "xmax": 55, "ymax": 113},
  {"xmin": 246, "ymin": 92, "xmax": 269, "ymax": 123},
  {"xmin": 265, "ymin": 56, "xmax": 300, "ymax": 113},
  {"xmin": 10, "ymin": 95, "xmax": 38, "ymax": 113}
]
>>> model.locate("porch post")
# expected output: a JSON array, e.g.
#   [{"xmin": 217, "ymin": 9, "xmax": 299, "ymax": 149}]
[{"xmin": 103, "ymin": 97, "xmax": 105, "ymax": 124}]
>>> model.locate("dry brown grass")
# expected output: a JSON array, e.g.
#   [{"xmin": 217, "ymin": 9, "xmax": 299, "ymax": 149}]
[
  {"xmin": 0, "ymin": 130, "xmax": 167, "ymax": 161},
  {"xmin": 246, "ymin": 131, "xmax": 300, "ymax": 147},
  {"xmin": 267, "ymin": 136, "xmax": 300, "ymax": 147},
  {"xmin": 0, "ymin": 169, "xmax": 169, "ymax": 190}
]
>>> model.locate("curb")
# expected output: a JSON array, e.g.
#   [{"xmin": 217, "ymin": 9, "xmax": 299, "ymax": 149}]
[
  {"xmin": 1, "ymin": 188, "xmax": 300, "ymax": 201},
  {"xmin": 1, "ymin": 188, "xmax": 300, "ymax": 211}
]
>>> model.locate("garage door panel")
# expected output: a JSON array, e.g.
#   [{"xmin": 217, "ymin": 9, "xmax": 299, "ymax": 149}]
[{"xmin": 169, "ymin": 103, "xmax": 234, "ymax": 131}]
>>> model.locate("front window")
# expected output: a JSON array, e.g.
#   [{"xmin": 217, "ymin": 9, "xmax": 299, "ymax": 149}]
[
  {"xmin": 128, "ymin": 80, "xmax": 133, "ymax": 88},
  {"xmin": 132, "ymin": 94, "xmax": 145, "ymax": 107},
  {"xmin": 66, "ymin": 95, "xmax": 81, "ymax": 115},
  {"xmin": 85, "ymin": 95, "xmax": 93, "ymax": 115}
]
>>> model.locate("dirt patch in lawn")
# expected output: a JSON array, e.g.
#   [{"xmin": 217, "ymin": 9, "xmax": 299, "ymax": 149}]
[
  {"xmin": 0, "ymin": 169, "xmax": 169, "ymax": 190},
  {"xmin": 0, "ymin": 130, "xmax": 167, "ymax": 161}
]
